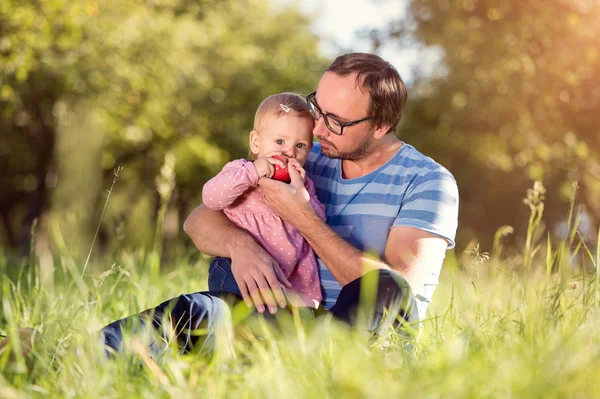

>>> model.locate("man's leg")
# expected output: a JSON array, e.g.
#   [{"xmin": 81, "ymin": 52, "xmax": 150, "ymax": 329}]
[
  {"xmin": 328, "ymin": 269, "xmax": 419, "ymax": 334},
  {"xmin": 101, "ymin": 291, "xmax": 239, "ymax": 357}
]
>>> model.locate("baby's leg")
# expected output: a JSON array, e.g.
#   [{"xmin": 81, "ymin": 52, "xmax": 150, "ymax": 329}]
[{"xmin": 208, "ymin": 257, "xmax": 243, "ymax": 297}]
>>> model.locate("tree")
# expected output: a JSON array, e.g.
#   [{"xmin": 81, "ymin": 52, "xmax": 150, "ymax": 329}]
[
  {"xmin": 374, "ymin": 0, "xmax": 600, "ymax": 247},
  {"xmin": 0, "ymin": 0, "xmax": 327, "ymax": 256}
]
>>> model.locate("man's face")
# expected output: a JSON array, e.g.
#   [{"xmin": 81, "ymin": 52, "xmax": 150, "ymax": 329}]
[{"xmin": 311, "ymin": 72, "xmax": 374, "ymax": 160}]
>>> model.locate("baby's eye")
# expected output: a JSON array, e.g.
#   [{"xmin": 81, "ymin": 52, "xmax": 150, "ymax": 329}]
[
  {"xmin": 275, "ymin": 139, "xmax": 284, "ymax": 145},
  {"xmin": 296, "ymin": 143, "xmax": 306, "ymax": 149}
]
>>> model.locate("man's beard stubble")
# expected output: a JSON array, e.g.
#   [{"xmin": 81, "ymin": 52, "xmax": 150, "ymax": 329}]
[{"xmin": 319, "ymin": 136, "xmax": 372, "ymax": 161}]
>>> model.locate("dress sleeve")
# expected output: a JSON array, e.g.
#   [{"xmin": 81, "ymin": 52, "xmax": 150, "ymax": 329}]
[
  {"xmin": 304, "ymin": 177, "xmax": 327, "ymax": 221},
  {"xmin": 202, "ymin": 159, "xmax": 260, "ymax": 210}
]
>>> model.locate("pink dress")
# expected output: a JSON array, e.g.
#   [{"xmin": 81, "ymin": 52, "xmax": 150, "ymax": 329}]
[{"xmin": 202, "ymin": 159, "xmax": 326, "ymax": 308}]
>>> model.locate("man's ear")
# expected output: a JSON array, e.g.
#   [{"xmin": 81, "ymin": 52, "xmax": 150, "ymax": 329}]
[
  {"xmin": 249, "ymin": 130, "xmax": 260, "ymax": 155},
  {"xmin": 372, "ymin": 124, "xmax": 392, "ymax": 140}
]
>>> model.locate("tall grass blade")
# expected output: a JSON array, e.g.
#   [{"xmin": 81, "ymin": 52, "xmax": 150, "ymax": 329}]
[{"xmin": 82, "ymin": 166, "xmax": 122, "ymax": 277}]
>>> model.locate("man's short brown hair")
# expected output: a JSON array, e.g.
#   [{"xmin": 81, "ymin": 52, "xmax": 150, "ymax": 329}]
[{"xmin": 327, "ymin": 53, "xmax": 408, "ymax": 134}]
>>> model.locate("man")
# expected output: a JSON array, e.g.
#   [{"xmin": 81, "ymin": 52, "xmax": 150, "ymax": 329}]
[{"xmin": 101, "ymin": 53, "xmax": 459, "ymax": 354}]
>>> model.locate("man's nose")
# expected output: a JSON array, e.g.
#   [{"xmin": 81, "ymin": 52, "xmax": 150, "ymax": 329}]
[{"xmin": 313, "ymin": 117, "xmax": 329, "ymax": 138}]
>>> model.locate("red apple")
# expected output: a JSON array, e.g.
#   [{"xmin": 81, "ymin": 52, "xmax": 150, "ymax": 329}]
[{"xmin": 272, "ymin": 155, "xmax": 291, "ymax": 183}]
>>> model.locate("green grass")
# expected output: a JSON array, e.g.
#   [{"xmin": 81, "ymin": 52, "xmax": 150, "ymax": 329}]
[
  {"xmin": 1, "ymin": 245, "xmax": 599, "ymax": 398},
  {"xmin": 1, "ymin": 180, "xmax": 599, "ymax": 398}
]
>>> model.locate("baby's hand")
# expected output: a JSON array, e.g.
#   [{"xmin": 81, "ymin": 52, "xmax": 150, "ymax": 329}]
[
  {"xmin": 253, "ymin": 153, "xmax": 286, "ymax": 178},
  {"xmin": 287, "ymin": 158, "xmax": 306, "ymax": 181}
]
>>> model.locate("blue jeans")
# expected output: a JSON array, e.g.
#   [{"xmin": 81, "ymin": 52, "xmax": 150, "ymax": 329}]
[
  {"xmin": 101, "ymin": 257, "xmax": 419, "ymax": 355},
  {"xmin": 207, "ymin": 256, "xmax": 243, "ymax": 296}
]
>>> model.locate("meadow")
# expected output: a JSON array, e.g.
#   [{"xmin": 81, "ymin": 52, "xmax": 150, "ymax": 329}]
[
  {"xmin": 1, "ymin": 184, "xmax": 599, "ymax": 399},
  {"xmin": 3, "ymin": 1, "xmax": 599, "ymax": 397}
]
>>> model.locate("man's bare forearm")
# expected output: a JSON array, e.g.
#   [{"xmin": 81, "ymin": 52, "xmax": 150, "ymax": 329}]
[
  {"xmin": 183, "ymin": 204, "xmax": 252, "ymax": 257},
  {"xmin": 295, "ymin": 213, "xmax": 390, "ymax": 286}
]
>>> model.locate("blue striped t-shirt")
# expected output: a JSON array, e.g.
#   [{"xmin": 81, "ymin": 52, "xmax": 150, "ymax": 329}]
[{"xmin": 304, "ymin": 142, "xmax": 459, "ymax": 318}]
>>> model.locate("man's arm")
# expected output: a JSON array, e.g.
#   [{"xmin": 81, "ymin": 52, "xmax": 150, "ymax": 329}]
[
  {"xmin": 288, "ymin": 211, "xmax": 384, "ymax": 285},
  {"xmin": 276, "ymin": 208, "xmax": 446, "ymax": 292},
  {"xmin": 258, "ymin": 168, "xmax": 448, "ymax": 292},
  {"xmin": 183, "ymin": 205, "xmax": 291, "ymax": 313},
  {"xmin": 183, "ymin": 204, "xmax": 248, "ymax": 257},
  {"xmin": 384, "ymin": 226, "xmax": 448, "ymax": 293}
]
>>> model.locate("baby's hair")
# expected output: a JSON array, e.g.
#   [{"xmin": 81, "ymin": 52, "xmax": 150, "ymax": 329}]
[
  {"xmin": 253, "ymin": 92, "xmax": 312, "ymax": 133},
  {"xmin": 249, "ymin": 92, "xmax": 314, "ymax": 159}
]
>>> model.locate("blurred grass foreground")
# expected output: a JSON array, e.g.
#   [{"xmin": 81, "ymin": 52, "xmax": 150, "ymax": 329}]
[
  {"xmin": 0, "ymin": 181, "xmax": 599, "ymax": 398},
  {"xmin": 2, "ymin": 0, "xmax": 600, "ymax": 397}
]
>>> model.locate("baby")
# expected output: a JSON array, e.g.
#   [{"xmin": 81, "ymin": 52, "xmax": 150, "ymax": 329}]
[{"xmin": 202, "ymin": 92, "xmax": 326, "ymax": 309}]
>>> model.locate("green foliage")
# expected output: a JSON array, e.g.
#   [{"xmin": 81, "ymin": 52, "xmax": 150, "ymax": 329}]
[
  {"xmin": 0, "ymin": 0, "xmax": 327, "ymax": 255},
  {"xmin": 378, "ymin": 0, "xmax": 600, "ymax": 247}
]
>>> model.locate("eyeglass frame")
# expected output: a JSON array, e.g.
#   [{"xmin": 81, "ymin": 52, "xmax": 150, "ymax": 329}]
[{"xmin": 306, "ymin": 92, "xmax": 371, "ymax": 136}]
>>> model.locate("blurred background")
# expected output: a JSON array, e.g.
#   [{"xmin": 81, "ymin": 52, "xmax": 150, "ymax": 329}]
[{"xmin": 1, "ymin": 0, "xmax": 599, "ymax": 268}]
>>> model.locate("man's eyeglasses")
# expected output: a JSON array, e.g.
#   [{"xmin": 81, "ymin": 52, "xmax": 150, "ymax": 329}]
[{"xmin": 306, "ymin": 92, "xmax": 371, "ymax": 136}]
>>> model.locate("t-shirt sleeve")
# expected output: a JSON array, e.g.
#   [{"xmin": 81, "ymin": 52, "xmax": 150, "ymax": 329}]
[{"xmin": 393, "ymin": 170, "xmax": 459, "ymax": 248}]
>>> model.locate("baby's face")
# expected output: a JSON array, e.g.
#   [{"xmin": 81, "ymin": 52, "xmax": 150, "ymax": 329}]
[{"xmin": 251, "ymin": 114, "xmax": 314, "ymax": 165}]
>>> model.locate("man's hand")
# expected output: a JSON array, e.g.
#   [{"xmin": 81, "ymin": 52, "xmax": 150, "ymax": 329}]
[
  {"xmin": 258, "ymin": 161, "xmax": 314, "ymax": 226},
  {"xmin": 184, "ymin": 205, "xmax": 291, "ymax": 313},
  {"xmin": 227, "ymin": 236, "xmax": 292, "ymax": 314}
]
